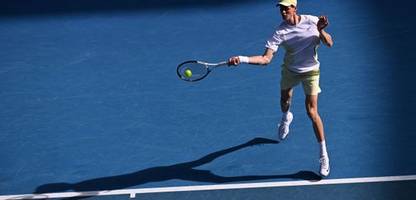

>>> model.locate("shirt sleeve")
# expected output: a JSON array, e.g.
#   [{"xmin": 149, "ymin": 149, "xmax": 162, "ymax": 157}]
[
  {"xmin": 309, "ymin": 15, "xmax": 319, "ymax": 25},
  {"xmin": 265, "ymin": 30, "xmax": 283, "ymax": 52}
]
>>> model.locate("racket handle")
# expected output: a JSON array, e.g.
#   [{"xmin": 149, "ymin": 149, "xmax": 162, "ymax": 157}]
[{"xmin": 218, "ymin": 61, "xmax": 229, "ymax": 66}]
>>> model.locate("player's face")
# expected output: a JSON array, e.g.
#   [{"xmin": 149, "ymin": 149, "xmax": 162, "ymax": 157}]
[{"xmin": 279, "ymin": 5, "xmax": 296, "ymax": 21}]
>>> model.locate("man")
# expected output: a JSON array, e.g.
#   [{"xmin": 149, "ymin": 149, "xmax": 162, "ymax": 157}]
[{"xmin": 228, "ymin": 0, "xmax": 333, "ymax": 177}]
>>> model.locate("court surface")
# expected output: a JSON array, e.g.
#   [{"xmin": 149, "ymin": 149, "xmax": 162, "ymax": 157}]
[{"xmin": 1, "ymin": 0, "xmax": 416, "ymax": 199}]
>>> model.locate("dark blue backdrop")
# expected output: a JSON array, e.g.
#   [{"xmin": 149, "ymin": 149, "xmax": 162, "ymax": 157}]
[{"xmin": 1, "ymin": 0, "xmax": 415, "ymax": 197}]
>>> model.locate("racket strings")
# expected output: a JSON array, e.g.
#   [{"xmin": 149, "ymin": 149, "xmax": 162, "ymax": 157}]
[{"xmin": 177, "ymin": 62, "xmax": 209, "ymax": 81}]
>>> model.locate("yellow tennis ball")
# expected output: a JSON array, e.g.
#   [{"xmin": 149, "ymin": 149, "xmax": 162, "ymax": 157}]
[{"xmin": 184, "ymin": 69, "xmax": 192, "ymax": 78}]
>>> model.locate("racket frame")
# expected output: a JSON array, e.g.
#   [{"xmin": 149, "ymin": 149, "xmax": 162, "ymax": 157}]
[{"xmin": 177, "ymin": 60, "xmax": 228, "ymax": 82}]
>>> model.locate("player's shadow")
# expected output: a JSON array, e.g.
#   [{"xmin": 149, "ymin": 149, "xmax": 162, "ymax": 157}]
[{"xmin": 34, "ymin": 137, "xmax": 321, "ymax": 194}]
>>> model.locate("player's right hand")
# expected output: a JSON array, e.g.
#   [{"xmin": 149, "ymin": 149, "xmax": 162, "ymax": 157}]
[{"xmin": 228, "ymin": 56, "xmax": 240, "ymax": 66}]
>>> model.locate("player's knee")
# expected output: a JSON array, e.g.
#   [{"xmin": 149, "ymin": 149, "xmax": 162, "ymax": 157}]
[{"xmin": 306, "ymin": 108, "xmax": 319, "ymax": 120}]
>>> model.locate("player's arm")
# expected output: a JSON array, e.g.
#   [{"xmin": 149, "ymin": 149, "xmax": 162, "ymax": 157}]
[
  {"xmin": 317, "ymin": 16, "xmax": 333, "ymax": 47},
  {"xmin": 319, "ymin": 29, "xmax": 333, "ymax": 47},
  {"xmin": 228, "ymin": 48, "xmax": 275, "ymax": 66}
]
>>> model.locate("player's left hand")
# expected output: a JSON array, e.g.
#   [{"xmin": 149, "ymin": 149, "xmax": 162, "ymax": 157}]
[{"xmin": 317, "ymin": 16, "xmax": 329, "ymax": 31}]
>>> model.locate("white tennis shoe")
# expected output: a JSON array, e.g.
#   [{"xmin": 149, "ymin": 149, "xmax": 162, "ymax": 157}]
[
  {"xmin": 278, "ymin": 111, "xmax": 293, "ymax": 140},
  {"xmin": 319, "ymin": 155, "xmax": 330, "ymax": 177}
]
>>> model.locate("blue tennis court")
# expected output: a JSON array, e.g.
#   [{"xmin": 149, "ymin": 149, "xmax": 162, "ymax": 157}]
[{"xmin": 1, "ymin": 0, "xmax": 416, "ymax": 199}]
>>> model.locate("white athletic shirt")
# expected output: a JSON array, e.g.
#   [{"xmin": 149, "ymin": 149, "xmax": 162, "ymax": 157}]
[{"xmin": 266, "ymin": 15, "xmax": 321, "ymax": 73}]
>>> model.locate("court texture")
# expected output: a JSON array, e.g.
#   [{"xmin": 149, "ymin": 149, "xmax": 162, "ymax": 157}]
[{"xmin": 1, "ymin": 0, "xmax": 416, "ymax": 199}]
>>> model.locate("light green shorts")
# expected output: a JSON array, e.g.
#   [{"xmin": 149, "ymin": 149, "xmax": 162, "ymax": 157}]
[{"xmin": 281, "ymin": 67, "xmax": 321, "ymax": 95}]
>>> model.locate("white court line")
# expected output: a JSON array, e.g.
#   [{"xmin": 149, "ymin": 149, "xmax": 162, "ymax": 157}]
[{"xmin": 1, "ymin": 175, "xmax": 416, "ymax": 200}]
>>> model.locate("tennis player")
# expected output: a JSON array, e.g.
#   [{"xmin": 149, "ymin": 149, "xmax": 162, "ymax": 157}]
[{"xmin": 228, "ymin": 0, "xmax": 333, "ymax": 177}]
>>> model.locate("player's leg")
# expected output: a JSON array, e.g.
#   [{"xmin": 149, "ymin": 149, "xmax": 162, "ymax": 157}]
[
  {"xmin": 305, "ymin": 95, "xmax": 329, "ymax": 176},
  {"xmin": 302, "ymin": 72, "xmax": 330, "ymax": 177},
  {"xmin": 279, "ymin": 68, "xmax": 297, "ymax": 140},
  {"xmin": 278, "ymin": 88, "xmax": 294, "ymax": 140},
  {"xmin": 305, "ymin": 95, "xmax": 325, "ymax": 143},
  {"xmin": 280, "ymin": 88, "xmax": 293, "ymax": 113}
]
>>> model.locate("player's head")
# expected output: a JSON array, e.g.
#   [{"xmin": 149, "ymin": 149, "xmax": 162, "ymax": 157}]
[
  {"xmin": 277, "ymin": 0, "xmax": 297, "ymax": 21},
  {"xmin": 278, "ymin": 0, "xmax": 297, "ymax": 7}
]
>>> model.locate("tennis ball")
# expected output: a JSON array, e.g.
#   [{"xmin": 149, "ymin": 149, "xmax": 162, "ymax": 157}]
[{"xmin": 184, "ymin": 69, "xmax": 192, "ymax": 78}]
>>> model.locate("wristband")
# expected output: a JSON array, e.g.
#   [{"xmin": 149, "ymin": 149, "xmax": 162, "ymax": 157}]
[{"xmin": 238, "ymin": 56, "xmax": 249, "ymax": 63}]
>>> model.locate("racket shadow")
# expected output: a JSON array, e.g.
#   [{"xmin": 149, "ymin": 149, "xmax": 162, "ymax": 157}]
[{"xmin": 34, "ymin": 137, "xmax": 321, "ymax": 194}]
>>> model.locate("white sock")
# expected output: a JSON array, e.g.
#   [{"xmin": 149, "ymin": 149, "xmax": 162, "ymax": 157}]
[{"xmin": 320, "ymin": 140, "xmax": 328, "ymax": 158}]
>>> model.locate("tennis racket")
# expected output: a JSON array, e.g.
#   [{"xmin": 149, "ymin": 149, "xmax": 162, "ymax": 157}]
[{"xmin": 177, "ymin": 60, "xmax": 229, "ymax": 82}]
